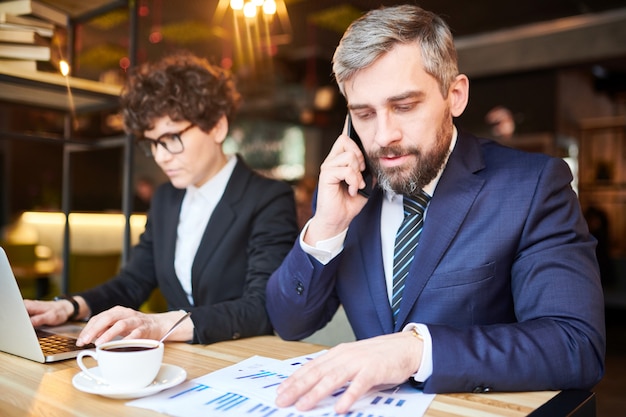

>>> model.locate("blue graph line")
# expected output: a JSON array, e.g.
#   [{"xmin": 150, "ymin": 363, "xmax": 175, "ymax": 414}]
[
  {"xmin": 169, "ymin": 383, "xmax": 210, "ymax": 399},
  {"xmin": 262, "ymin": 381, "xmax": 284, "ymax": 389},
  {"xmin": 237, "ymin": 370, "xmax": 278, "ymax": 379},
  {"xmin": 236, "ymin": 369, "xmax": 289, "ymax": 389}
]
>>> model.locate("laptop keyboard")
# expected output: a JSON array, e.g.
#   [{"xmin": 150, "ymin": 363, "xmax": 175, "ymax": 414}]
[{"xmin": 36, "ymin": 329, "xmax": 94, "ymax": 354}]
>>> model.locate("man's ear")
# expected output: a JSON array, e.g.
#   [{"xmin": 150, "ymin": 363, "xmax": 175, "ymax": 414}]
[{"xmin": 449, "ymin": 74, "xmax": 469, "ymax": 118}]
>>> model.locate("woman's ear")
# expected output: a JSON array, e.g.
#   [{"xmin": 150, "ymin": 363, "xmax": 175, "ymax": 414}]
[
  {"xmin": 213, "ymin": 115, "xmax": 229, "ymax": 144},
  {"xmin": 449, "ymin": 74, "xmax": 469, "ymax": 118}
]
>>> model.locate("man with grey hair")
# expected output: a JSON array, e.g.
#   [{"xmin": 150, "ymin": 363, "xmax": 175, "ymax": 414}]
[{"xmin": 267, "ymin": 4, "xmax": 605, "ymax": 414}]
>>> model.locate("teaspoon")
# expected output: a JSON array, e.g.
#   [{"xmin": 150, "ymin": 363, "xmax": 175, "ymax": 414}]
[{"xmin": 159, "ymin": 311, "xmax": 192, "ymax": 343}]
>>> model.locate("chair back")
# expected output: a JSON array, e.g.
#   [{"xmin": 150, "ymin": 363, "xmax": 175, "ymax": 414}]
[{"xmin": 67, "ymin": 252, "xmax": 121, "ymax": 293}]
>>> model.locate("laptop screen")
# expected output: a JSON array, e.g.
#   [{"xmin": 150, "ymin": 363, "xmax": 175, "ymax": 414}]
[{"xmin": 0, "ymin": 247, "xmax": 89, "ymax": 362}]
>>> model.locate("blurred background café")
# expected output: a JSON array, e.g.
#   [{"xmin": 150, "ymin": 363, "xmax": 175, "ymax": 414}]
[{"xmin": 0, "ymin": 1, "xmax": 625, "ymax": 414}]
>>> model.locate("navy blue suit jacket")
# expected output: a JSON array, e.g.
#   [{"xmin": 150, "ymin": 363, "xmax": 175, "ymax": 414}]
[
  {"xmin": 266, "ymin": 132, "xmax": 605, "ymax": 393},
  {"xmin": 81, "ymin": 156, "xmax": 298, "ymax": 344}
]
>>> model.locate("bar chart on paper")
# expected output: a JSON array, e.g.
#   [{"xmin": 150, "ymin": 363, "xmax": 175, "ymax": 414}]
[
  {"xmin": 128, "ymin": 354, "xmax": 435, "ymax": 417},
  {"xmin": 139, "ymin": 382, "xmax": 286, "ymax": 417}
]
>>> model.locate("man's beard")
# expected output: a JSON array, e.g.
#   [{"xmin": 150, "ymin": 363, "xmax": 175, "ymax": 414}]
[{"xmin": 368, "ymin": 115, "xmax": 453, "ymax": 197}]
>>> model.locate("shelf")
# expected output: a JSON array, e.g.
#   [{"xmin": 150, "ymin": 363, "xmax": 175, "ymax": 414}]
[
  {"xmin": 38, "ymin": 0, "xmax": 128, "ymax": 22},
  {"xmin": 579, "ymin": 115, "xmax": 626, "ymax": 130},
  {"xmin": 579, "ymin": 183, "xmax": 626, "ymax": 191},
  {"xmin": 0, "ymin": 1, "xmax": 139, "ymax": 294},
  {"xmin": 0, "ymin": 67, "xmax": 121, "ymax": 113}
]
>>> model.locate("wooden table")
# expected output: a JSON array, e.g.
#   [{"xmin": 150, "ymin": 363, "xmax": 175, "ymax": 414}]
[{"xmin": 0, "ymin": 335, "xmax": 594, "ymax": 417}]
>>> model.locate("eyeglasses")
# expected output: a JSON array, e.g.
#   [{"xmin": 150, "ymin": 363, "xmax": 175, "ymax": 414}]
[{"xmin": 137, "ymin": 124, "xmax": 196, "ymax": 157}]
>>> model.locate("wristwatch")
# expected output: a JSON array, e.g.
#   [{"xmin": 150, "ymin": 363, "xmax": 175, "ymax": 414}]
[
  {"xmin": 54, "ymin": 294, "xmax": 80, "ymax": 321},
  {"xmin": 409, "ymin": 327, "xmax": 424, "ymax": 341}
]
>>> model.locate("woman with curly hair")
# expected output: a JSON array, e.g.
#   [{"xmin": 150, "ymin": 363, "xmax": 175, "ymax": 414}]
[{"xmin": 25, "ymin": 53, "xmax": 298, "ymax": 345}]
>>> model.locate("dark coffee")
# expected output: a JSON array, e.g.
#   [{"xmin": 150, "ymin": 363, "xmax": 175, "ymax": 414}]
[{"xmin": 102, "ymin": 345, "xmax": 157, "ymax": 352}]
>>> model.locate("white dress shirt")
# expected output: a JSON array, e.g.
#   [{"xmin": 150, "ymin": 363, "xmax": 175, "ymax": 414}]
[
  {"xmin": 300, "ymin": 127, "xmax": 458, "ymax": 382},
  {"xmin": 174, "ymin": 155, "xmax": 237, "ymax": 305}
]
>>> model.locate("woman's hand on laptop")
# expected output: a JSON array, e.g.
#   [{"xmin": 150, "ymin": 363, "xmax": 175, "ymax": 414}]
[
  {"xmin": 24, "ymin": 297, "xmax": 88, "ymax": 327},
  {"xmin": 76, "ymin": 306, "xmax": 194, "ymax": 347}
]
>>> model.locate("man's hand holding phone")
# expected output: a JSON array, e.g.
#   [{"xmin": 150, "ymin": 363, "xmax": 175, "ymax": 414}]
[{"xmin": 303, "ymin": 116, "xmax": 373, "ymax": 245}]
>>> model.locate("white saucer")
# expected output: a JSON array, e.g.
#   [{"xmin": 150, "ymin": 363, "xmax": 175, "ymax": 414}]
[{"xmin": 72, "ymin": 363, "xmax": 186, "ymax": 399}]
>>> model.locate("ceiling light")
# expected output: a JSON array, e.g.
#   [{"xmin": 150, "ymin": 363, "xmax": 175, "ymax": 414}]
[
  {"xmin": 230, "ymin": 0, "xmax": 244, "ymax": 11},
  {"xmin": 243, "ymin": 2, "xmax": 257, "ymax": 18},
  {"xmin": 263, "ymin": 0, "xmax": 276, "ymax": 15}
]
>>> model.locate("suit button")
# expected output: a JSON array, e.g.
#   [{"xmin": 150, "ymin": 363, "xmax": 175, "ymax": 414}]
[{"xmin": 296, "ymin": 281, "xmax": 304, "ymax": 295}]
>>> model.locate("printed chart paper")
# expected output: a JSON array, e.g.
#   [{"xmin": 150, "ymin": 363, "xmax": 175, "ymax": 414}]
[{"xmin": 128, "ymin": 351, "xmax": 435, "ymax": 417}]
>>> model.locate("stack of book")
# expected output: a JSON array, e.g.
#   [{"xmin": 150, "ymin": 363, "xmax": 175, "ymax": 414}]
[{"xmin": 0, "ymin": 0, "xmax": 67, "ymax": 71}]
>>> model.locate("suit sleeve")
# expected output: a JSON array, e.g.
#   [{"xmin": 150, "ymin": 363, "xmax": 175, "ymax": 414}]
[
  {"xmin": 266, "ymin": 241, "xmax": 343, "ymax": 340},
  {"xmin": 424, "ymin": 157, "xmax": 605, "ymax": 393}
]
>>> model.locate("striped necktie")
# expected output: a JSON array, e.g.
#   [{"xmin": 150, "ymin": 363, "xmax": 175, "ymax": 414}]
[{"xmin": 391, "ymin": 190, "xmax": 430, "ymax": 325}]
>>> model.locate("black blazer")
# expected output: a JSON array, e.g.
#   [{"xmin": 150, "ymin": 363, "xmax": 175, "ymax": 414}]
[{"xmin": 81, "ymin": 156, "xmax": 298, "ymax": 343}]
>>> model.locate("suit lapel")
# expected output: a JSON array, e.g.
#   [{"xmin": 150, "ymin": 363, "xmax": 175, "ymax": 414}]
[
  {"xmin": 190, "ymin": 157, "xmax": 249, "ymax": 287},
  {"xmin": 162, "ymin": 188, "xmax": 186, "ymax": 279},
  {"xmin": 394, "ymin": 133, "xmax": 486, "ymax": 329},
  {"xmin": 356, "ymin": 190, "xmax": 395, "ymax": 334}
]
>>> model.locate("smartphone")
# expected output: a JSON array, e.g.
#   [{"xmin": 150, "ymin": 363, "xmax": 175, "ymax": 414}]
[{"xmin": 347, "ymin": 115, "xmax": 374, "ymax": 197}]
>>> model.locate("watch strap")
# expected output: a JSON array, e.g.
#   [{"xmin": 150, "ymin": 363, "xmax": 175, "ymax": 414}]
[{"xmin": 54, "ymin": 295, "xmax": 80, "ymax": 321}]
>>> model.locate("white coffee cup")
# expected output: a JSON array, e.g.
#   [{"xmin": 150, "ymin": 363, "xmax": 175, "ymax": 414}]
[{"xmin": 76, "ymin": 339, "xmax": 164, "ymax": 390}]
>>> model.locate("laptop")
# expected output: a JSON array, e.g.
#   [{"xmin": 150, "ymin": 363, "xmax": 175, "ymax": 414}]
[{"xmin": 0, "ymin": 247, "xmax": 94, "ymax": 362}]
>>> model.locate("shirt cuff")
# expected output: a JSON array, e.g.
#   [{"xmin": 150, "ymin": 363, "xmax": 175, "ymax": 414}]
[
  {"xmin": 403, "ymin": 323, "xmax": 433, "ymax": 383},
  {"xmin": 299, "ymin": 219, "xmax": 348, "ymax": 265}
]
